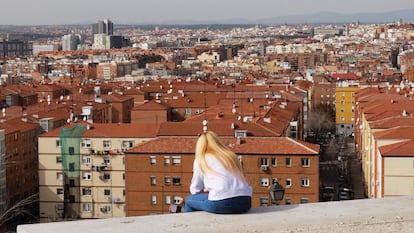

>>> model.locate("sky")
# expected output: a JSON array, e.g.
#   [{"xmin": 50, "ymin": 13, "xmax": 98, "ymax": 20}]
[{"xmin": 1, "ymin": 0, "xmax": 414, "ymax": 25}]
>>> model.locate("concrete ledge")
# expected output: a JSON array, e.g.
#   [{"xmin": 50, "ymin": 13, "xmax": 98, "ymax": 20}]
[{"xmin": 18, "ymin": 196, "xmax": 414, "ymax": 233}]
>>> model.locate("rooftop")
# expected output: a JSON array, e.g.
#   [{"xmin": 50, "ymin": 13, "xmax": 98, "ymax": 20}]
[{"xmin": 18, "ymin": 196, "xmax": 414, "ymax": 233}]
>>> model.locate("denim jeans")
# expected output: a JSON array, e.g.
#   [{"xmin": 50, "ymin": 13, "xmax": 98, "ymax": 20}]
[{"xmin": 184, "ymin": 193, "xmax": 251, "ymax": 214}]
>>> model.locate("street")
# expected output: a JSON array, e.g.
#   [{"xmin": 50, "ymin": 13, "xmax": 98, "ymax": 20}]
[{"xmin": 319, "ymin": 135, "xmax": 366, "ymax": 201}]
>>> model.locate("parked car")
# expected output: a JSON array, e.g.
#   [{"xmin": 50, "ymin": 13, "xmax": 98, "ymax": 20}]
[
  {"xmin": 338, "ymin": 187, "xmax": 354, "ymax": 200},
  {"xmin": 322, "ymin": 186, "xmax": 335, "ymax": 201}
]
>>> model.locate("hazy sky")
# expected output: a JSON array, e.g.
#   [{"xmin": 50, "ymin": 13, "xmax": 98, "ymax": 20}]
[{"xmin": 1, "ymin": 0, "xmax": 414, "ymax": 25}]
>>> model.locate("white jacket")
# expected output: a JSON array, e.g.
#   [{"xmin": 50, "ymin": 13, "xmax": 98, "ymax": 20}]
[{"xmin": 189, "ymin": 154, "xmax": 253, "ymax": 201}]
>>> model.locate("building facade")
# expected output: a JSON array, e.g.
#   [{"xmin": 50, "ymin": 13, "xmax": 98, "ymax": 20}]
[
  {"xmin": 335, "ymin": 83, "xmax": 359, "ymax": 136},
  {"xmin": 0, "ymin": 39, "xmax": 32, "ymax": 57},
  {"xmin": 38, "ymin": 123, "xmax": 159, "ymax": 222},
  {"xmin": 92, "ymin": 19, "xmax": 114, "ymax": 36},
  {"xmin": 125, "ymin": 136, "xmax": 320, "ymax": 216},
  {"xmin": 0, "ymin": 130, "xmax": 5, "ymax": 211}
]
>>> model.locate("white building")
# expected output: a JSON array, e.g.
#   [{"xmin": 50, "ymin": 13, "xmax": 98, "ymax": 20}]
[{"xmin": 62, "ymin": 34, "xmax": 80, "ymax": 51}]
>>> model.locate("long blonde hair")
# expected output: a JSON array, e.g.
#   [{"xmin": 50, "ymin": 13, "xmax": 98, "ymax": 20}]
[{"xmin": 195, "ymin": 131, "xmax": 246, "ymax": 179}]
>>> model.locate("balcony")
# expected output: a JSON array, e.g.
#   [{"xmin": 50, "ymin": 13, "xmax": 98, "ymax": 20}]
[{"xmin": 18, "ymin": 196, "xmax": 414, "ymax": 233}]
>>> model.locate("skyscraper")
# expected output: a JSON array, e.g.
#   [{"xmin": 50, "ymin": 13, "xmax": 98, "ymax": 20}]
[
  {"xmin": 91, "ymin": 19, "xmax": 113, "ymax": 36},
  {"xmin": 61, "ymin": 34, "xmax": 80, "ymax": 51}
]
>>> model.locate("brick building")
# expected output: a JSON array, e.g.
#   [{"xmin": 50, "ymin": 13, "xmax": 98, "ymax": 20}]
[{"xmin": 125, "ymin": 135, "xmax": 319, "ymax": 216}]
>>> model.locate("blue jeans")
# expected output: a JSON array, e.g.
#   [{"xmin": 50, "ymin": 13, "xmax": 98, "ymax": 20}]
[{"xmin": 184, "ymin": 193, "xmax": 251, "ymax": 214}]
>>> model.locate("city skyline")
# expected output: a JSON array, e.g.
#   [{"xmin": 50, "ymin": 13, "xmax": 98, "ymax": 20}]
[{"xmin": 1, "ymin": 0, "xmax": 414, "ymax": 25}]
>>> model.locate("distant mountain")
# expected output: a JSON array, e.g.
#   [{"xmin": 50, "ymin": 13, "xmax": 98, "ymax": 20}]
[
  {"xmin": 144, "ymin": 8, "xmax": 414, "ymax": 25},
  {"xmin": 256, "ymin": 8, "xmax": 414, "ymax": 24}
]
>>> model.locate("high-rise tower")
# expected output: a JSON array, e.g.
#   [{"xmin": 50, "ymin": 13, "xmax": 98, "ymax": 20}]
[{"xmin": 91, "ymin": 19, "xmax": 113, "ymax": 36}]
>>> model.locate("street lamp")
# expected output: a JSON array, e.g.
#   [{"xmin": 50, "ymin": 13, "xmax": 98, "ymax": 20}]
[{"xmin": 268, "ymin": 179, "xmax": 285, "ymax": 205}]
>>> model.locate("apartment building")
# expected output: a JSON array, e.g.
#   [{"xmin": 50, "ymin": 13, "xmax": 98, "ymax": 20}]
[
  {"xmin": 0, "ymin": 130, "xmax": 5, "ymax": 211},
  {"xmin": 38, "ymin": 123, "xmax": 159, "ymax": 222},
  {"xmin": 354, "ymin": 87, "xmax": 414, "ymax": 198},
  {"xmin": 100, "ymin": 94, "xmax": 134, "ymax": 123},
  {"xmin": 335, "ymin": 82, "xmax": 360, "ymax": 136},
  {"xmin": 312, "ymin": 76, "xmax": 336, "ymax": 108},
  {"xmin": 0, "ymin": 119, "xmax": 39, "ymax": 227},
  {"xmin": 125, "ymin": 135, "xmax": 319, "ymax": 216}
]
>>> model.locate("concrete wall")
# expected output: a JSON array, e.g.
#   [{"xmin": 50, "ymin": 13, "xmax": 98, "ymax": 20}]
[{"xmin": 18, "ymin": 196, "xmax": 414, "ymax": 233}]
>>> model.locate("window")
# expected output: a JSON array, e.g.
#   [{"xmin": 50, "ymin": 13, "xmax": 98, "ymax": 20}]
[
  {"xmin": 56, "ymin": 140, "xmax": 61, "ymax": 147},
  {"xmin": 82, "ymin": 188, "xmax": 92, "ymax": 196},
  {"xmin": 56, "ymin": 172, "xmax": 63, "ymax": 180},
  {"xmin": 172, "ymin": 176, "xmax": 181, "ymax": 186},
  {"xmin": 100, "ymin": 205, "xmax": 111, "ymax": 213},
  {"xmin": 300, "ymin": 197, "xmax": 309, "ymax": 204},
  {"xmin": 271, "ymin": 157, "xmax": 277, "ymax": 167},
  {"xmin": 150, "ymin": 156, "xmax": 156, "ymax": 165},
  {"xmin": 82, "ymin": 155, "xmax": 91, "ymax": 164},
  {"xmin": 185, "ymin": 108, "xmax": 191, "ymax": 115},
  {"xmin": 260, "ymin": 177, "xmax": 269, "ymax": 186},
  {"xmin": 285, "ymin": 158, "xmax": 292, "ymax": 167},
  {"xmin": 164, "ymin": 156, "xmax": 171, "ymax": 165},
  {"xmin": 103, "ymin": 140, "xmax": 111, "ymax": 149},
  {"xmin": 260, "ymin": 157, "xmax": 268, "ymax": 166},
  {"xmin": 103, "ymin": 157, "xmax": 110, "ymax": 165},
  {"xmin": 82, "ymin": 203, "xmax": 92, "ymax": 212},
  {"xmin": 151, "ymin": 195, "xmax": 157, "ymax": 205},
  {"xmin": 260, "ymin": 197, "xmax": 269, "ymax": 206},
  {"xmin": 301, "ymin": 178, "xmax": 310, "ymax": 187},
  {"xmin": 301, "ymin": 158, "xmax": 310, "ymax": 167},
  {"xmin": 69, "ymin": 162, "xmax": 75, "ymax": 171},
  {"xmin": 102, "ymin": 173, "xmax": 111, "ymax": 180},
  {"xmin": 82, "ymin": 172, "xmax": 92, "ymax": 180},
  {"xmin": 122, "ymin": 141, "xmax": 134, "ymax": 150},
  {"xmin": 340, "ymin": 108, "xmax": 344, "ymax": 113},
  {"xmin": 56, "ymin": 156, "xmax": 62, "ymax": 163},
  {"xmin": 164, "ymin": 176, "xmax": 171, "ymax": 185},
  {"xmin": 68, "ymin": 147, "xmax": 75, "ymax": 155},
  {"xmin": 286, "ymin": 178, "xmax": 292, "ymax": 188},
  {"xmin": 172, "ymin": 156, "xmax": 181, "ymax": 165},
  {"xmin": 104, "ymin": 189, "xmax": 111, "ymax": 196},
  {"xmin": 57, "ymin": 188, "xmax": 64, "ymax": 195},
  {"xmin": 285, "ymin": 197, "xmax": 292, "ymax": 205},
  {"xmin": 81, "ymin": 139, "xmax": 91, "ymax": 148},
  {"xmin": 165, "ymin": 195, "xmax": 171, "ymax": 204},
  {"xmin": 173, "ymin": 196, "xmax": 183, "ymax": 204},
  {"xmin": 150, "ymin": 176, "xmax": 156, "ymax": 185}
]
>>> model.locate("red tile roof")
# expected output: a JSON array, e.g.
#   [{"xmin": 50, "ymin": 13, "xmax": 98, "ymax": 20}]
[
  {"xmin": 41, "ymin": 123, "xmax": 160, "ymax": 138},
  {"xmin": 379, "ymin": 139, "xmax": 414, "ymax": 157},
  {"xmin": 128, "ymin": 136, "xmax": 319, "ymax": 155},
  {"xmin": 332, "ymin": 73, "xmax": 359, "ymax": 80},
  {"xmin": 370, "ymin": 116, "xmax": 414, "ymax": 129},
  {"xmin": 373, "ymin": 126, "xmax": 414, "ymax": 140}
]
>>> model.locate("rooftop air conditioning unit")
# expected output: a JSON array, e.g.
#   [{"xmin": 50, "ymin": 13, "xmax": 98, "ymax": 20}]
[{"xmin": 261, "ymin": 165, "xmax": 269, "ymax": 171}]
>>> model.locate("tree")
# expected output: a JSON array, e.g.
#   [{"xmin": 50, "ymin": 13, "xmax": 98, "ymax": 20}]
[
  {"xmin": 0, "ymin": 193, "xmax": 38, "ymax": 232},
  {"xmin": 307, "ymin": 104, "xmax": 335, "ymax": 142}
]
